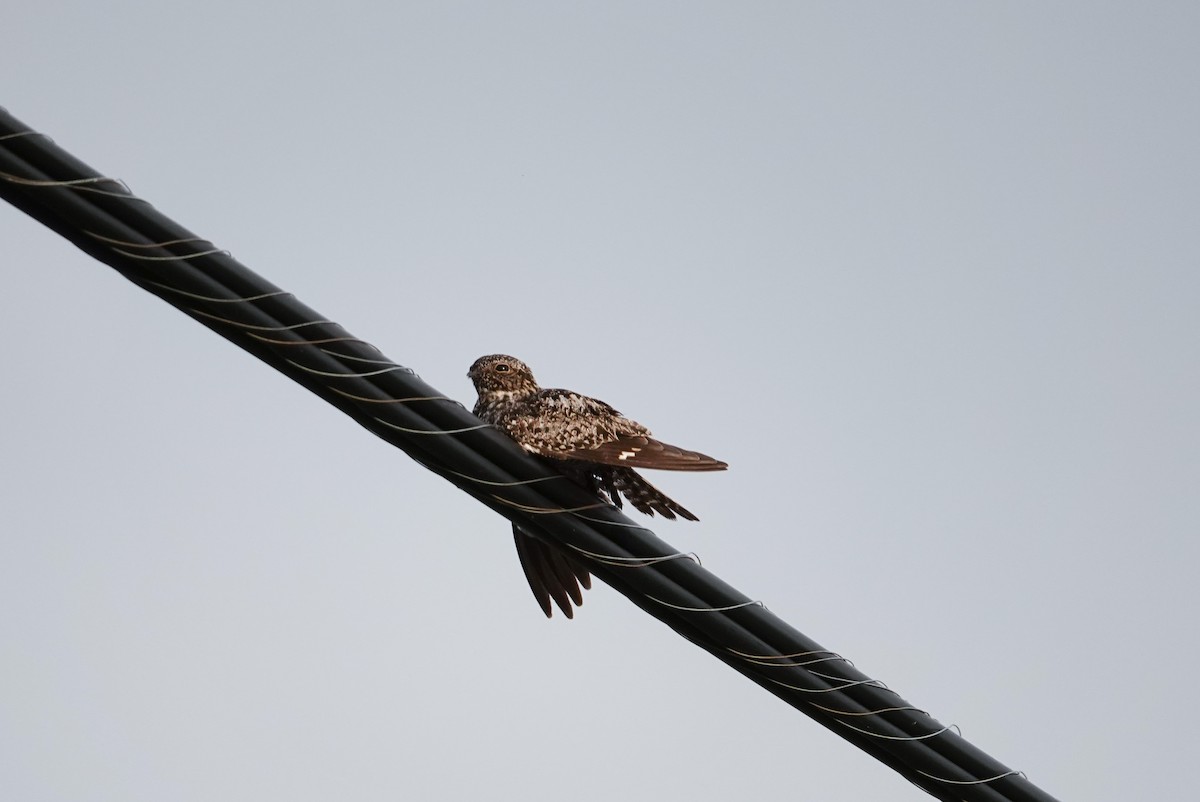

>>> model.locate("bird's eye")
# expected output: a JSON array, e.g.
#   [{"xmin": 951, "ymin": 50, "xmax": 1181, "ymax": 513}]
[{"xmin": 495, "ymin": 364, "xmax": 510, "ymax": 373}]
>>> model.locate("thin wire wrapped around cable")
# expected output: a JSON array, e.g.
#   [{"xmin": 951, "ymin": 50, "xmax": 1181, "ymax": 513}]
[{"xmin": 0, "ymin": 107, "xmax": 1060, "ymax": 802}]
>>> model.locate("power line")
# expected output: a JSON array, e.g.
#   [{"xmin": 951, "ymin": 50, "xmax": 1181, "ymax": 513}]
[{"xmin": 0, "ymin": 107, "xmax": 1060, "ymax": 802}]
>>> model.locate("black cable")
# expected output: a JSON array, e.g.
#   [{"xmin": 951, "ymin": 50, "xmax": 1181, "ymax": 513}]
[{"xmin": 0, "ymin": 107, "xmax": 1061, "ymax": 802}]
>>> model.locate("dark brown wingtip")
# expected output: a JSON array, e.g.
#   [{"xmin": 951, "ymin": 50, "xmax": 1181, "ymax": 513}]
[
  {"xmin": 513, "ymin": 526, "xmax": 554, "ymax": 617},
  {"xmin": 564, "ymin": 436, "xmax": 728, "ymax": 472},
  {"xmin": 512, "ymin": 525, "xmax": 591, "ymax": 620}
]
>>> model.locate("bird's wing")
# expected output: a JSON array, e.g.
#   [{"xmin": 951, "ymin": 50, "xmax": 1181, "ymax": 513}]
[
  {"xmin": 559, "ymin": 435, "xmax": 728, "ymax": 471},
  {"xmin": 511, "ymin": 524, "xmax": 592, "ymax": 619},
  {"xmin": 506, "ymin": 390, "xmax": 645, "ymax": 455},
  {"xmin": 508, "ymin": 390, "xmax": 727, "ymax": 471}
]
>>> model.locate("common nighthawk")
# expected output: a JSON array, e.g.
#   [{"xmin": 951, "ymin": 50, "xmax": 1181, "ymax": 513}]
[{"xmin": 468, "ymin": 354, "xmax": 727, "ymax": 619}]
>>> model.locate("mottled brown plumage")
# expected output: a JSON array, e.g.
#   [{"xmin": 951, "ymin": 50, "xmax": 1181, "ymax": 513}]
[{"xmin": 468, "ymin": 354, "xmax": 727, "ymax": 619}]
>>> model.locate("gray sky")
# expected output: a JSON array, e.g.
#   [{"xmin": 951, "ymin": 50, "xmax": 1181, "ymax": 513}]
[{"xmin": 3, "ymin": 4, "xmax": 1197, "ymax": 801}]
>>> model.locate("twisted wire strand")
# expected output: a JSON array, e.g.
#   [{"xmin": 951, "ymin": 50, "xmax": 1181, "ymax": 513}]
[
  {"xmin": 330, "ymin": 388, "xmax": 455, "ymax": 405},
  {"xmin": 766, "ymin": 676, "xmax": 892, "ymax": 694},
  {"xmin": 809, "ymin": 702, "xmax": 930, "ymax": 718},
  {"xmin": 568, "ymin": 510, "xmax": 659, "ymax": 530},
  {"xmin": 143, "ymin": 280, "xmax": 292, "ymax": 303},
  {"xmin": 376, "ymin": 418, "xmax": 492, "ymax": 436},
  {"xmin": 917, "ymin": 769, "xmax": 1026, "ymax": 785},
  {"xmin": 113, "ymin": 246, "xmax": 227, "ymax": 260},
  {"xmin": 491, "ymin": 496, "xmax": 609, "ymax": 515},
  {"xmin": 319, "ymin": 349, "xmax": 392, "ymax": 364},
  {"xmin": 565, "ymin": 543, "xmax": 700, "ymax": 569},
  {"xmin": 644, "ymin": 596, "xmax": 765, "ymax": 613},
  {"xmin": 188, "ymin": 308, "xmax": 333, "ymax": 329},
  {"xmin": 728, "ymin": 647, "xmax": 848, "ymax": 663},
  {"xmin": 248, "ymin": 333, "xmax": 374, "ymax": 347},
  {"xmin": 85, "ymin": 231, "xmax": 212, "ymax": 248},
  {"xmin": 0, "ymin": 167, "xmax": 135, "ymax": 197},
  {"xmin": 733, "ymin": 653, "xmax": 850, "ymax": 669},
  {"xmin": 838, "ymin": 720, "xmax": 955, "ymax": 741}
]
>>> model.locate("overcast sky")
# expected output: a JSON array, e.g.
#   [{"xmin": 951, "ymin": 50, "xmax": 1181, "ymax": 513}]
[{"xmin": 3, "ymin": 4, "xmax": 1198, "ymax": 801}]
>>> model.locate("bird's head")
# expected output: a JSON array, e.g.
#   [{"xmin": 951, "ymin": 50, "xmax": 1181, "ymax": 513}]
[{"xmin": 468, "ymin": 354, "xmax": 540, "ymax": 399}]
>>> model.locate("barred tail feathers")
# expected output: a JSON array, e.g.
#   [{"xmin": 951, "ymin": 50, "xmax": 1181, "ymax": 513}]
[{"xmin": 610, "ymin": 467, "xmax": 699, "ymax": 521}]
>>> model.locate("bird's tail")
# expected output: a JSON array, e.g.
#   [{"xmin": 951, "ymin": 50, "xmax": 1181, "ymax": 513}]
[
  {"xmin": 605, "ymin": 467, "xmax": 700, "ymax": 521},
  {"xmin": 554, "ymin": 461, "xmax": 702, "ymax": 521}
]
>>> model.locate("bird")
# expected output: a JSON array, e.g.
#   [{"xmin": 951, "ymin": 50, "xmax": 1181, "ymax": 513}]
[{"xmin": 468, "ymin": 354, "xmax": 727, "ymax": 619}]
